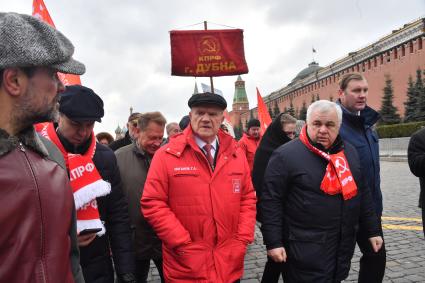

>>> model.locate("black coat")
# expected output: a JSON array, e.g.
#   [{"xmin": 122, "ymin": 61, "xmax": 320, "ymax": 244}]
[
  {"xmin": 109, "ymin": 131, "xmax": 132, "ymax": 151},
  {"xmin": 337, "ymin": 101, "xmax": 382, "ymax": 216},
  {"xmin": 57, "ymin": 132, "xmax": 135, "ymax": 283},
  {"xmin": 252, "ymin": 113, "xmax": 291, "ymax": 222},
  {"xmin": 260, "ymin": 138, "xmax": 379, "ymax": 282},
  {"xmin": 407, "ymin": 127, "xmax": 425, "ymax": 236}
]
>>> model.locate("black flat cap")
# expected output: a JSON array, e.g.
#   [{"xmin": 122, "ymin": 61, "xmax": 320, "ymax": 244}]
[
  {"xmin": 247, "ymin": 119, "xmax": 261, "ymax": 129},
  {"xmin": 188, "ymin": 92, "xmax": 227, "ymax": 110},
  {"xmin": 59, "ymin": 85, "xmax": 104, "ymax": 122},
  {"xmin": 179, "ymin": 115, "xmax": 190, "ymax": 130}
]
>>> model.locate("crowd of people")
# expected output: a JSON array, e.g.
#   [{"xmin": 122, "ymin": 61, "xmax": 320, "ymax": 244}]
[{"xmin": 1, "ymin": 11, "xmax": 423, "ymax": 283}]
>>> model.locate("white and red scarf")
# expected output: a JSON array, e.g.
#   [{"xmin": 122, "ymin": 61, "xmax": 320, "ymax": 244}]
[
  {"xmin": 38, "ymin": 123, "xmax": 111, "ymax": 235},
  {"xmin": 299, "ymin": 125, "xmax": 357, "ymax": 200}
]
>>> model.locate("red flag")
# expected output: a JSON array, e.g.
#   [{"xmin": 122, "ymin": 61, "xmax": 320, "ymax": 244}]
[
  {"xmin": 170, "ymin": 29, "xmax": 249, "ymax": 77},
  {"xmin": 256, "ymin": 87, "xmax": 272, "ymax": 132},
  {"xmin": 32, "ymin": 0, "xmax": 82, "ymax": 85}
]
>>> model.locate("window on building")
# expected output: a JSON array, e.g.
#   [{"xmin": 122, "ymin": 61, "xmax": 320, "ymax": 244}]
[
  {"xmin": 410, "ymin": 41, "xmax": 414, "ymax": 53},
  {"xmin": 386, "ymin": 51, "xmax": 390, "ymax": 62},
  {"xmin": 380, "ymin": 54, "xmax": 384, "ymax": 64},
  {"xmin": 356, "ymin": 65, "xmax": 360, "ymax": 72},
  {"xmin": 374, "ymin": 57, "xmax": 377, "ymax": 67},
  {"xmin": 419, "ymin": 37, "xmax": 423, "ymax": 50},
  {"xmin": 368, "ymin": 60, "xmax": 371, "ymax": 70},
  {"xmin": 394, "ymin": 48, "xmax": 398, "ymax": 59},
  {"xmin": 402, "ymin": 45, "xmax": 406, "ymax": 56}
]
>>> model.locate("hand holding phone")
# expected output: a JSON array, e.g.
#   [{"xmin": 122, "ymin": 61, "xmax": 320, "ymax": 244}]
[{"xmin": 79, "ymin": 228, "xmax": 101, "ymax": 235}]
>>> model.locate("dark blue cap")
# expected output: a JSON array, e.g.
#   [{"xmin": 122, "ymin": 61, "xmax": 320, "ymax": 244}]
[{"xmin": 59, "ymin": 85, "xmax": 104, "ymax": 122}]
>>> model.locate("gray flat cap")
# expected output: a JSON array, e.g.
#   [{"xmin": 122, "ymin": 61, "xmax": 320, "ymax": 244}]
[{"xmin": 0, "ymin": 12, "xmax": 85, "ymax": 75}]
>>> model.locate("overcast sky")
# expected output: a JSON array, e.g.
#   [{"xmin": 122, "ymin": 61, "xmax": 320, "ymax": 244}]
[{"xmin": 3, "ymin": 0, "xmax": 425, "ymax": 135}]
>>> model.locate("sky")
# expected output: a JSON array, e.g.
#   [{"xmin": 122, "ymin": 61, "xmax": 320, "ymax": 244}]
[{"xmin": 2, "ymin": 0, "xmax": 424, "ymax": 135}]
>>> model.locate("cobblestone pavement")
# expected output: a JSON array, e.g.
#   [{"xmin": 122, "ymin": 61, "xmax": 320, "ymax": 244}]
[{"xmin": 147, "ymin": 161, "xmax": 424, "ymax": 282}]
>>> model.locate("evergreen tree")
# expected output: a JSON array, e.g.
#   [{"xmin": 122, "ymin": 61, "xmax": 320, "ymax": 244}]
[
  {"xmin": 234, "ymin": 119, "xmax": 243, "ymax": 140},
  {"xmin": 249, "ymin": 109, "xmax": 254, "ymax": 120},
  {"xmin": 379, "ymin": 75, "xmax": 401, "ymax": 125},
  {"xmin": 414, "ymin": 69, "xmax": 425, "ymax": 121},
  {"xmin": 273, "ymin": 101, "xmax": 280, "ymax": 118},
  {"xmin": 268, "ymin": 103, "xmax": 273, "ymax": 118},
  {"xmin": 316, "ymin": 93, "xmax": 320, "ymax": 101},
  {"xmin": 283, "ymin": 106, "xmax": 288, "ymax": 114},
  {"xmin": 288, "ymin": 99, "xmax": 295, "ymax": 117},
  {"xmin": 329, "ymin": 95, "xmax": 334, "ymax": 102},
  {"xmin": 311, "ymin": 94, "xmax": 315, "ymax": 104},
  {"xmin": 299, "ymin": 101, "xmax": 307, "ymax": 121},
  {"xmin": 404, "ymin": 75, "xmax": 417, "ymax": 122}
]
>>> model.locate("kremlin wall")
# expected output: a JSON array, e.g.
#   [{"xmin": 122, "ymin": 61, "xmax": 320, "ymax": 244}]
[{"xmin": 230, "ymin": 18, "xmax": 425, "ymax": 129}]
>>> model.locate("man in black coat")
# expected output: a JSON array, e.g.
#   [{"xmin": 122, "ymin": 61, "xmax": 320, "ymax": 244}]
[
  {"xmin": 260, "ymin": 100, "xmax": 383, "ymax": 283},
  {"xmin": 407, "ymin": 127, "xmax": 425, "ymax": 237},
  {"xmin": 252, "ymin": 113, "xmax": 297, "ymax": 283},
  {"xmin": 337, "ymin": 73, "xmax": 386, "ymax": 282},
  {"xmin": 50, "ymin": 85, "xmax": 136, "ymax": 283}
]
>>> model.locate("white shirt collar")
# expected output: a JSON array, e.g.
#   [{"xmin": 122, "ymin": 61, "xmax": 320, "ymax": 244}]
[{"xmin": 194, "ymin": 135, "xmax": 218, "ymax": 151}]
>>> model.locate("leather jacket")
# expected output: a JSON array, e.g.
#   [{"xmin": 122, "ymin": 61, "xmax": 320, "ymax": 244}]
[{"xmin": 0, "ymin": 127, "xmax": 83, "ymax": 283}]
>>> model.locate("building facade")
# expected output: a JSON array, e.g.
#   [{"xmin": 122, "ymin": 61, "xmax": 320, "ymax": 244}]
[{"xmin": 231, "ymin": 18, "xmax": 425, "ymax": 128}]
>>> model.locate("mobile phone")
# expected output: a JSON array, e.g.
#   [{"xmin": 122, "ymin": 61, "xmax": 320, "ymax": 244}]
[{"xmin": 79, "ymin": 228, "xmax": 101, "ymax": 235}]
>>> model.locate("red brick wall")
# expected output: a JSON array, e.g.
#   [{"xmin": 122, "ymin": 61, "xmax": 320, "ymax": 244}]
[{"xmin": 238, "ymin": 36, "xmax": 425, "ymax": 125}]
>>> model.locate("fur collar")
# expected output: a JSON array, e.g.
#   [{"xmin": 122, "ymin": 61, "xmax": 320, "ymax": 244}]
[{"xmin": 0, "ymin": 127, "xmax": 48, "ymax": 157}]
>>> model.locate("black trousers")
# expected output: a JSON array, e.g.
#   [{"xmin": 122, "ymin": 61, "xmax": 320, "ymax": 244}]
[
  {"xmin": 260, "ymin": 256, "xmax": 284, "ymax": 283},
  {"xmin": 135, "ymin": 258, "xmax": 164, "ymax": 283},
  {"xmin": 357, "ymin": 217, "xmax": 386, "ymax": 283}
]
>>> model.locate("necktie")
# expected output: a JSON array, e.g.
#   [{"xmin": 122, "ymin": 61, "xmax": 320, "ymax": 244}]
[{"xmin": 203, "ymin": 144, "xmax": 214, "ymax": 168}]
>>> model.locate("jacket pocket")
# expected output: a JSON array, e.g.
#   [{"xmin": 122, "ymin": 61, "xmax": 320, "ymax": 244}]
[
  {"xmin": 215, "ymin": 238, "xmax": 247, "ymax": 281},
  {"xmin": 287, "ymin": 227, "xmax": 327, "ymax": 272},
  {"xmin": 163, "ymin": 242, "xmax": 209, "ymax": 281}
]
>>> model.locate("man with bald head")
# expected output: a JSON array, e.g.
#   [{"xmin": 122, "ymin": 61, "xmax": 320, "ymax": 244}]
[{"xmin": 260, "ymin": 100, "xmax": 383, "ymax": 282}]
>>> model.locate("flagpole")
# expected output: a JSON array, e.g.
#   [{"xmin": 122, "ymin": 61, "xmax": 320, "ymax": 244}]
[{"xmin": 204, "ymin": 21, "xmax": 215, "ymax": 94}]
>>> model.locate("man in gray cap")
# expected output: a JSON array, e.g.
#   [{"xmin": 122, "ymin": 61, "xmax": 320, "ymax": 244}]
[
  {"xmin": 0, "ymin": 12, "xmax": 84, "ymax": 282},
  {"xmin": 141, "ymin": 93, "xmax": 256, "ymax": 283},
  {"xmin": 40, "ymin": 85, "xmax": 137, "ymax": 283}
]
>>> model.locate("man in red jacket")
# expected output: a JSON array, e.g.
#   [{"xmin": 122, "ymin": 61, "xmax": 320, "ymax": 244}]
[
  {"xmin": 141, "ymin": 92, "xmax": 257, "ymax": 283},
  {"xmin": 238, "ymin": 119, "xmax": 261, "ymax": 171}
]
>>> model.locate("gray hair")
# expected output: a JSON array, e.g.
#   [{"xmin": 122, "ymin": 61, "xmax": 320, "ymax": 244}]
[
  {"xmin": 166, "ymin": 122, "xmax": 179, "ymax": 135},
  {"xmin": 306, "ymin": 100, "xmax": 342, "ymax": 126},
  {"xmin": 279, "ymin": 113, "xmax": 297, "ymax": 126}
]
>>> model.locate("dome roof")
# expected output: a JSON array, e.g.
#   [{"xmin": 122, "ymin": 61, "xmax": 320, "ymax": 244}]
[{"xmin": 292, "ymin": 61, "xmax": 322, "ymax": 82}]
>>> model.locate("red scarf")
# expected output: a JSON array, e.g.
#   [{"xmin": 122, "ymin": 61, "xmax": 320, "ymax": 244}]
[
  {"xmin": 299, "ymin": 125, "xmax": 357, "ymax": 200},
  {"xmin": 38, "ymin": 123, "xmax": 111, "ymax": 235}
]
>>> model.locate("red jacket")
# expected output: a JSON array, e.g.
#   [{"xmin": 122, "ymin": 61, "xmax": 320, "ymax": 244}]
[
  {"xmin": 238, "ymin": 133, "xmax": 261, "ymax": 171},
  {"xmin": 141, "ymin": 127, "xmax": 256, "ymax": 283}
]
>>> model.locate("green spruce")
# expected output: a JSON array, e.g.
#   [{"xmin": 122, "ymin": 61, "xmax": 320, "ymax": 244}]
[
  {"xmin": 404, "ymin": 75, "xmax": 417, "ymax": 122},
  {"xmin": 379, "ymin": 75, "xmax": 401, "ymax": 125}
]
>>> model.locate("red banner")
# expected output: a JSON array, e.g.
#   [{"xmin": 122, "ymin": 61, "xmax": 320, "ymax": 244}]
[
  {"xmin": 256, "ymin": 87, "xmax": 272, "ymax": 132},
  {"xmin": 170, "ymin": 29, "xmax": 249, "ymax": 77},
  {"xmin": 32, "ymin": 0, "xmax": 82, "ymax": 86}
]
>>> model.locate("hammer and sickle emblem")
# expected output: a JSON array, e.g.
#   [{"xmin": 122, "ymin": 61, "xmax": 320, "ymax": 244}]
[
  {"xmin": 199, "ymin": 36, "xmax": 220, "ymax": 54},
  {"xmin": 335, "ymin": 157, "xmax": 349, "ymax": 177}
]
